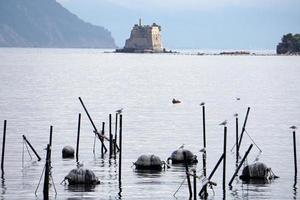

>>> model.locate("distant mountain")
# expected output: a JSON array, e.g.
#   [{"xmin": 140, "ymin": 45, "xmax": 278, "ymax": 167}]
[{"xmin": 0, "ymin": 0, "xmax": 116, "ymax": 48}]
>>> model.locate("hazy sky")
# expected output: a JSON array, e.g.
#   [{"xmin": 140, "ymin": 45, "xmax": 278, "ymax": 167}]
[{"xmin": 57, "ymin": 0, "xmax": 300, "ymax": 49}]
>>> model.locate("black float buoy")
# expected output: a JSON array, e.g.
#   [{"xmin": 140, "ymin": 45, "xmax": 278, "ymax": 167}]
[
  {"xmin": 62, "ymin": 146, "xmax": 75, "ymax": 159},
  {"xmin": 64, "ymin": 166, "xmax": 100, "ymax": 185},
  {"xmin": 240, "ymin": 162, "xmax": 278, "ymax": 181},
  {"xmin": 134, "ymin": 154, "xmax": 166, "ymax": 170},
  {"xmin": 167, "ymin": 148, "xmax": 198, "ymax": 164}
]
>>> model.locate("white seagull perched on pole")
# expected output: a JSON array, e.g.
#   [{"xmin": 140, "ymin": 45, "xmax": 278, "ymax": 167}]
[
  {"xmin": 290, "ymin": 125, "xmax": 297, "ymax": 130},
  {"xmin": 116, "ymin": 108, "xmax": 123, "ymax": 114},
  {"xmin": 219, "ymin": 120, "xmax": 227, "ymax": 126}
]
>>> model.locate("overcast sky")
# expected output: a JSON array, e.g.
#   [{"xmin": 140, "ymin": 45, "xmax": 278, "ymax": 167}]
[{"xmin": 57, "ymin": 0, "xmax": 300, "ymax": 49}]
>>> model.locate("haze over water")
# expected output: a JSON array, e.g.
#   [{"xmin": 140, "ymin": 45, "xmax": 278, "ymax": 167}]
[{"xmin": 0, "ymin": 48, "xmax": 299, "ymax": 199}]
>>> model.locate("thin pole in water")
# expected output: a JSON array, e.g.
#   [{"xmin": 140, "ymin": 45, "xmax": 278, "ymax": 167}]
[
  {"xmin": 114, "ymin": 113, "xmax": 118, "ymax": 156},
  {"xmin": 49, "ymin": 126, "xmax": 53, "ymax": 147},
  {"xmin": 223, "ymin": 126, "xmax": 227, "ymax": 191},
  {"xmin": 109, "ymin": 114, "xmax": 112, "ymax": 159},
  {"xmin": 236, "ymin": 115, "xmax": 239, "ymax": 165},
  {"xmin": 101, "ymin": 122, "xmax": 105, "ymax": 158},
  {"xmin": 1, "ymin": 120, "xmax": 7, "ymax": 174},
  {"xmin": 43, "ymin": 144, "xmax": 51, "ymax": 199},
  {"xmin": 183, "ymin": 151, "xmax": 192, "ymax": 198},
  {"xmin": 193, "ymin": 169, "xmax": 197, "ymax": 200},
  {"xmin": 229, "ymin": 144, "xmax": 253, "ymax": 186},
  {"xmin": 238, "ymin": 107, "xmax": 250, "ymax": 151},
  {"xmin": 22, "ymin": 135, "xmax": 41, "ymax": 161},
  {"xmin": 201, "ymin": 104, "xmax": 207, "ymax": 198},
  {"xmin": 293, "ymin": 130, "xmax": 297, "ymax": 177},
  {"xmin": 118, "ymin": 114, "xmax": 122, "ymax": 183},
  {"xmin": 76, "ymin": 113, "xmax": 81, "ymax": 162}
]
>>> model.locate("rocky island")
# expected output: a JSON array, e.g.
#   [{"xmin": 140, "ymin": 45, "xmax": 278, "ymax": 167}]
[
  {"xmin": 116, "ymin": 19, "xmax": 165, "ymax": 53},
  {"xmin": 277, "ymin": 33, "xmax": 300, "ymax": 55}
]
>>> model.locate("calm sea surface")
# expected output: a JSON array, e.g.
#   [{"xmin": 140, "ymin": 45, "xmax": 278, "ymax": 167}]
[{"xmin": 0, "ymin": 48, "xmax": 299, "ymax": 199}]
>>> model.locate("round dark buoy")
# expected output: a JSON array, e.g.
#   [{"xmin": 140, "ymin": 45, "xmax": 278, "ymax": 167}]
[
  {"xmin": 240, "ymin": 162, "xmax": 276, "ymax": 181},
  {"xmin": 134, "ymin": 154, "xmax": 164, "ymax": 170},
  {"xmin": 168, "ymin": 149, "xmax": 198, "ymax": 164},
  {"xmin": 65, "ymin": 167, "xmax": 100, "ymax": 185},
  {"xmin": 62, "ymin": 146, "xmax": 75, "ymax": 159}
]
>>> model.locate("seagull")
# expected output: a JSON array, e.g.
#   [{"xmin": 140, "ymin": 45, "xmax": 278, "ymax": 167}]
[
  {"xmin": 178, "ymin": 144, "xmax": 185, "ymax": 149},
  {"xmin": 234, "ymin": 113, "xmax": 238, "ymax": 117},
  {"xmin": 290, "ymin": 125, "xmax": 297, "ymax": 130},
  {"xmin": 219, "ymin": 120, "xmax": 227, "ymax": 126},
  {"xmin": 116, "ymin": 108, "xmax": 123, "ymax": 114},
  {"xmin": 200, "ymin": 102, "xmax": 205, "ymax": 106},
  {"xmin": 172, "ymin": 98, "xmax": 181, "ymax": 104}
]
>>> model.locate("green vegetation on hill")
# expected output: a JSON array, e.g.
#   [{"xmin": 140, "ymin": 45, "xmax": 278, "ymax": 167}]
[{"xmin": 277, "ymin": 33, "xmax": 300, "ymax": 55}]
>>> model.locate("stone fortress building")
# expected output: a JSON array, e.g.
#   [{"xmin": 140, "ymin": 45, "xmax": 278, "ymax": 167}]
[{"xmin": 116, "ymin": 19, "xmax": 164, "ymax": 53}]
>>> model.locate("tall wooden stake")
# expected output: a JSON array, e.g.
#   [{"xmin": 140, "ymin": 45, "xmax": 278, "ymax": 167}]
[
  {"xmin": 202, "ymin": 105, "xmax": 207, "ymax": 197},
  {"xmin": 109, "ymin": 114, "xmax": 112, "ymax": 159},
  {"xmin": 118, "ymin": 115, "xmax": 122, "ymax": 183},
  {"xmin": 43, "ymin": 144, "xmax": 51, "ymax": 199},
  {"xmin": 223, "ymin": 126, "xmax": 227, "ymax": 191},
  {"xmin": 183, "ymin": 152, "xmax": 192, "ymax": 198},
  {"xmin": 293, "ymin": 130, "xmax": 297, "ymax": 177},
  {"xmin": 228, "ymin": 144, "xmax": 253, "ymax": 186},
  {"xmin": 1, "ymin": 120, "xmax": 7, "ymax": 174},
  {"xmin": 238, "ymin": 107, "xmax": 250, "ymax": 151},
  {"xmin": 22, "ymin": 135, "xmax": 41, "ymax": 161},
  {"xmin": 236, "ymin": 116, "xmax": 239, "ymax": 164},
  {"xmin": 76, "ymin": 113, "xmax": 81, "ymax": 162}
]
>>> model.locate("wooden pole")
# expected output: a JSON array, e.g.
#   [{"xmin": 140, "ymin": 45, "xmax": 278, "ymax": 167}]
[
  {"xmin": 109, "ymin": 114, "xmax": 112, "ymax": 159},
  {"xmin": 223, "ymin": 126, "xmax": 227, "ymax": 191},
  {"xmin": 78, "ymin": 97, "xmax": 107, "ymax": 152},
  {"xmin": 199, "ymin": 153, "xmax": 224, "ymax": 197},
  {"xmin": 183, "ymin": 152, "xmax": 192, "ymax": 198},
  {"xmin": 236, "ymin": 116, "xmax": 239, "ymax": 165},
  {"xmin": 293, "ymin": 130, "xmax": 297, "ymax": 177},
  {"xmin": 43, "ymin": 144, "xmax": 51, "ymax": 199},
  {"xmin": 76, "ymin": 113, "xmax": 81, "ymax": 162},
  {"xmin": 1, "ymin": 120, "xmax": 7, "ymax": 174},
  {"xmin": 101, "ymin": 122, "xmax": 105, "ymax": 158},
  {"xmin": 49, "ymin": 126, "xmax": 53, "ymax": 147},
  {"xmin": 114, "ymin": 113, "xmax": 118, "ymax": 156},
  {"xmin": 202, "ymin": 105, "xmax": 207, "ymax": 198},
  {"xmin": 118, "ymin": 115, "xmax": 122, "ymax": 183},
  {"xmin": 193, "ymin": 170, "xmax": 197, "ymax": 200},
  {"xmin": 228, "ymin": 144, "xmax": 253, "ymax": 186},
  {"xmin": 238, "ymin": 107, "xmax": 250, "ymax": 151},
  {"xmin": 22, "ymin": 135, "xmax": 41, "ymax": 161}
]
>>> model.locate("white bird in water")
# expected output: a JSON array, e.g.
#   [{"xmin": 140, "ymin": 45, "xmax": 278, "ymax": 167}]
[
  {"xmin": 200, "ymin": 102, "xmax": 205, "ymax": 106},
  {"xmin": 290, "ymin": 125, "xmax": 297, "ymax": 130},
  {"xmin": 219, "ymin": 120, "xmax": 227, "ymax": 126},
  {"xmin": 116, "ymin": 108, "xmax": 123, "ymax": 114},
  {"xmin": 178, "ymin": 144, "xmax": 185, "ymax": 149}
]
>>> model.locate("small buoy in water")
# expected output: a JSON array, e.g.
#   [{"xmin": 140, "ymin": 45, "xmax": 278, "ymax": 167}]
[
  {"xmin": 134, "ymin": 154, "xmax": 167, "ymax": 170},
  {"xmin": 240, "ymin": 162, "xmax": 278, "ymax": 181},
  {"xmin": 172, "ymin": 98, "xmax": 181, "ymax": 104},
  {"xmin": 62, "ymin": 146, "xmax": 74, "ymax": 159},
  {"xmin": 64, "ymin": 167, "xmax": 100, "ymax": 185},
  {"xmin": 167, "ymin": 148, "xmax": 198, "ymax": 164}
]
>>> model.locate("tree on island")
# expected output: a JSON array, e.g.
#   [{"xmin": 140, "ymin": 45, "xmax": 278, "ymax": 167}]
[{"xmin": 277, "ymin": 33, "xmax": 300, "ymax": 54}]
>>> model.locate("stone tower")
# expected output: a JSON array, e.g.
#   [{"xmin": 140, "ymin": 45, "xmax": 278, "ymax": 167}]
[{"xmin": 122, "ymin": 19, "xmax": 163, "ymax": 53}]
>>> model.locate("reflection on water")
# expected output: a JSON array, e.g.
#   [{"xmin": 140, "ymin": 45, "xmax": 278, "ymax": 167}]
[{"xmin": 66, "ymin": 184, "xmax": 96, "ymax": 192}]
